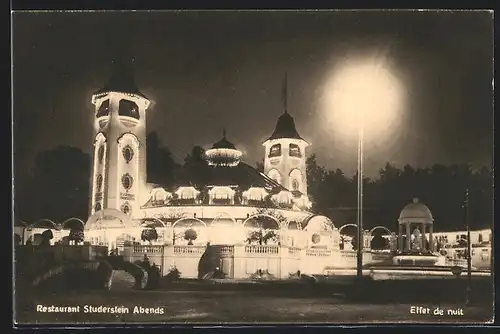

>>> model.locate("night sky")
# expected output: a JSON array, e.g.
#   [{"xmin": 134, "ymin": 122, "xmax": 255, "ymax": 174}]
[{"xmin": 13, "ymin": 10, "xmax": 493, "ymax": 179}]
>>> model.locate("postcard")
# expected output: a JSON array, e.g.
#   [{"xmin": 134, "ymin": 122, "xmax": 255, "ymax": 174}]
[{"xmin": 12, "ymin": 9, "xmax": 494, "ymax": 326}]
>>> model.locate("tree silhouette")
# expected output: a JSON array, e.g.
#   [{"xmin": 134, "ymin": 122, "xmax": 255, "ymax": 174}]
[
  {"xmin": 147, "ymin": 132, "xmax": 179, "ymax": 185},
  {"xmin": 182, "ymin": 145, "xmax": 209, "ymax": 187},
  {"xmin": 17, "ymin": 146, "xmax": 90, "ymax": 223},
  {"xmin": 370, "ymin": 234, "xmax": 387, "ymax": 250},
  {"xmin": 256, "ymin": 159, "xmax": 264, "ymax": 173},
  {"xmin": 350, "ymin": 234, "xmax": 358, "ymax": 251}
]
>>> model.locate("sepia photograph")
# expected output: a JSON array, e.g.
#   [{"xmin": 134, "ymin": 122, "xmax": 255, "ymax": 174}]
[{"xmin": 12, "ymin": 10, "xmax": 494, "ymax": 325}]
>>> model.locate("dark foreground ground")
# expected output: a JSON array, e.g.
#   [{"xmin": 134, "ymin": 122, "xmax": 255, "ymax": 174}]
[{"xmin": 15, "ymin": 278, "xmax": 493, "ymax": 325}]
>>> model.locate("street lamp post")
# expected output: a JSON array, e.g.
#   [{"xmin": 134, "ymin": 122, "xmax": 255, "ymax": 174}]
[
  {"xmin": 321, "ymin": 54, "xmax": 404, "ymax": 280},
  {"xmin": 356, "ymin": 111, "xmax": 364, "ymax": 280}
]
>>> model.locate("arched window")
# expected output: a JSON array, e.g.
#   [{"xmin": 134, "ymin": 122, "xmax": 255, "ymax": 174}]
[
  {"xmin": 95, "ymin": 202, "xmax": 102, "ymax": 212},
  {"xmin": 96, "ymin": 174, "xmax": 103, "ymax": 192},
  {"xmin": 98, "ymin": 145, "xmax": 105, "ymax": 164},
  {"xmin": 268, "ymin": 169, "xmax": 282, "ymax": 185},
  {"xmin": 289, "ymin": 143, "xmax": 301, "ymax": 158},
  {"xmin": 119, "ymin": 100, "xmax": 140, "ymax": 120},
  {"xmin": 96, "ymin": 99, "xmax": 110, "ymax": 118},
  {"xmin": 269, "ymin": 144, "xmax": 282, "ymax": 158},
  {"xmin": 289, "ymin": 169, "xmax": 303, "ymax": 192}
]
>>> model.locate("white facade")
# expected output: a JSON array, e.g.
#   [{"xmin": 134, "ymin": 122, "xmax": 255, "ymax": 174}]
[
  {"xmin": 263, "ymin": 138, "xmax": 309, "ymax": 196},
  {"xmin": 90, "ymin": 91, "xmax": 150, "ymax": 218}
]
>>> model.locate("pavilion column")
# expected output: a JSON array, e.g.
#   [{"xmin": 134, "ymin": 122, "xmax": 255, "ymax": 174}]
[
  {"xmin": 429, "ymin": 225, "xmax": 434, "ymax": 252},
  {"xmin": 405, "ymin": 223, "xmax": 411, "ymax": 251},
  {"xmin": 398, "ymin": 223, "xmax": 403, "ymax": 252},
  {"xmin": 421, "ymin": 224, "xmax": 426, "ymax": 251}
]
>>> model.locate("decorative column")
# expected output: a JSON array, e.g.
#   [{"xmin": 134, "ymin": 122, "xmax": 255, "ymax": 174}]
[
  {"xmin": 405, "ymin": 222, "xmax": 411, "ymax": 251},
  {"xmin": 429, "ymin": 225, "xmax": 434, "ymax": 252},
  {"xmin": 398, "ymin": 224, "xmax": 403, "ymax": 252},
  {"xmin": 421, "ymin": 224, "xmax": 426, "ymax": 251}
]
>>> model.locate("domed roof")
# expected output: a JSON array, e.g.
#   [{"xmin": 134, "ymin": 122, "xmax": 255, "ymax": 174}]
[
  {"xmin": 266, "ymin": 112, "xmax": 304, "ymax": 141},
  {"xmin": 211, "ymin": 129, "xmax": 237, "ymax": 150},
  {"xmin": 398, "ymin": 198, "xmax": 434, "ymax": 222}
]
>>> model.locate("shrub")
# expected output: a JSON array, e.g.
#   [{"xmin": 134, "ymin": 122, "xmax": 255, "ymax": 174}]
[
  {"xmin": 41, "ymin": 230, "xmax": 54, "ymax": 247},
  {"xmin": 213, "ymin": 267, "xmax": 226, "ymax": 279},
  {"xmin": 14, "ymin": 234, "xmax": 22, "ymax": 246},
  {"xmin": 165, "ymin": 266, "xmax": 181, "ymax": 282},
  {"xmin": 146, "ymin": 264, "xmax": 161, "ymax": 290}
]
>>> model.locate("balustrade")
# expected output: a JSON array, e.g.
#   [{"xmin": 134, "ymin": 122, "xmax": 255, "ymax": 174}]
[
  {"xmin": 173, "ymin": 245, "xmax": 205, "ymax": 255},
  {"xmin": 133, "ymin": 245, "xmax": 164, "ymax": 254},
  {"xmin": 306, "ymin": 248, "xmax": 332, "ymax": 257},
  {"xmin": 244, "ymin": 245, "xmax": 279, "ymax": 255}
]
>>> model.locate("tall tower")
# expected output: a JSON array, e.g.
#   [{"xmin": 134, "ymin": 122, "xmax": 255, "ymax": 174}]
[
  {"xmin": 263, "ymin": 74, "xmax": 309, "ymax": 196},
  {"xmin": 89, "ymin": 60, "xmax": 150, "ymax": 218}
]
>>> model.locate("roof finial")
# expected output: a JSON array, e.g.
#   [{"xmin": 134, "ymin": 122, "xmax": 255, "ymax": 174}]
[
  {"xmin": 222, "ymin": 127, "xmax": 227, "ymax": 139},
  {"xmin": 283, "ymin": 72, "xmax": 288, "ymax": 114}
]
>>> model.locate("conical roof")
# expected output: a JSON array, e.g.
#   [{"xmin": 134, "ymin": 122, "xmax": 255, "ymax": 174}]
[
  {"xmin": 267, "ymin": 112, "xmax": 304, "ymax": 141},
  {"xmin": 94, "ymin": 59, "xmax": 148, "ymax": 99}
]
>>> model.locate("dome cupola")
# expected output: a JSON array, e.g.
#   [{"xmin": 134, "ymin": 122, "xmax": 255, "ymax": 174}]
[
  {"xmin": 205, "ymin": 128, "xmax": 243, "ymax": 167},
  {"xmin": 398, "ymin": 197, "xmax": 434, "ymax": 224}
]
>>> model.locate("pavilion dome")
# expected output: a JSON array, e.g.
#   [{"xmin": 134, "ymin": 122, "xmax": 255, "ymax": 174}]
[
  {"xmin": 205, "ymin": 129, "xmax": 243, "ymax": 167},
  {"xmin": 398, "ymin": 198, "xmax": 434, "ymax": 222}
]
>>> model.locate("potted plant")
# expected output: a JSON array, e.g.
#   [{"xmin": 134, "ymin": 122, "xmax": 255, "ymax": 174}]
[
  {"xmin": 184, "ymin": 228, "xmax": 198, "ymax": 245},
  {"xmin": 141, "ymin": 228, "xmax": 159, "ymax": 245}
]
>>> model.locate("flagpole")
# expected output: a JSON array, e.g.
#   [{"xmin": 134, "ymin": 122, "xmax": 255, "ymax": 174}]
[{"xmin": 465, "ymin": 188, "xmax": 472, "ymax": 306}]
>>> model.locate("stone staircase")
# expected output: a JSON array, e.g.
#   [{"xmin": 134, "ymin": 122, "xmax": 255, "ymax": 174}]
[{"xmin": 109, "ymin": 270, "xmax": 136, "ymax": 290}]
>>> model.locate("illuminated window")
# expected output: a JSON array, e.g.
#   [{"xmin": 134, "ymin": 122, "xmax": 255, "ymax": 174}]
[
  {"xmin": 96, "ymin": 174, "xmax": 103, "ymax": 192},
  {"xmin": 98, "ymin": 146, "xmax": 105, "ymax": 164},
  {"xmin": 269, "ymin": 144, "xmax": 281, "ymax": 158},
  {"xmin": 289, "ymin": 143, "xmax": 301, "ymax": 158},
  {"xmin": 96, "ymin": 99, "xmax": 110, "ymax": 118},
  {"xmin": 177, "ymin": 187, "xmax": 198, "ymax": 200},
  {"xmin": 291, "ymin": 179, "xmax": 299, "ymax": 191},
  {"xmin": 122, "ymin": 145, "xmax": 134, "ymax": 163},
  {"xmin": 95, "ymin": 202, "xmax": 102, "ymax": 212},
  {"xmin": 119, "ymin": 100, "xmax": 140, "ymax": 120},
  {"xmin": 121, "ymin": 173, "xmax": 133, "ymax": 190}
]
